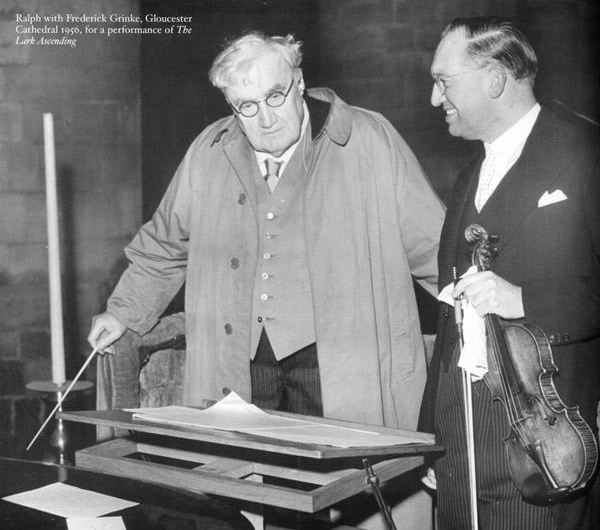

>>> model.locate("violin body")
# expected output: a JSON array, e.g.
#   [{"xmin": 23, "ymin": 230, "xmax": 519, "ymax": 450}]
[
  {"xmin": 465, "ymin": 223, "xmax": 599, "ymax": 505},
  {"xmin": 484, "ymin": 316, "xmax": 599, "ymax": 505}
]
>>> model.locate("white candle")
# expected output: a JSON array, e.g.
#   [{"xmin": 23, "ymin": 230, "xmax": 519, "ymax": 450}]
[{"xmin": 43, "ymin": 113, "xmax": 66, "ymax": 385}]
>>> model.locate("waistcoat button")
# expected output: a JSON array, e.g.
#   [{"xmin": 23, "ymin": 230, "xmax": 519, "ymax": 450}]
[
  {"xmin": 238, "ymin": 193, "xmax": 247, "ymax": 205},
  {"xmin": 230, "ymin": 257, "xmax": 240, "ymax": 269},
  {"xmin": 224, "ymin": 323, "xmax": 233, "ymax": 334}
]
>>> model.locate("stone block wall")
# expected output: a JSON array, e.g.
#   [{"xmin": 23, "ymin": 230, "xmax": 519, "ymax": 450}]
[{"xmin": 0, "ymin": 0, "xmax": 141, "ymax": 456}]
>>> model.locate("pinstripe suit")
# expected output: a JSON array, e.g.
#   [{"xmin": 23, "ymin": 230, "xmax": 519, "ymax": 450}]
[
  {"xmin": 430, "ymin": 106, "xmax": 600, "ymax": 530},
  {"xmin": 250, "ymin": 328, "xmax": 322, "ymax": 415}
]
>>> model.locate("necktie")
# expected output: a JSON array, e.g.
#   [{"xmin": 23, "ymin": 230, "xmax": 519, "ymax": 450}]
[
  {"xmin": 474, "ymin": 147, "xmax": 497, "ymax": 212},
  {"xmin": 264, "ymin": 158, "xmax": 282, "ymax": 194}
]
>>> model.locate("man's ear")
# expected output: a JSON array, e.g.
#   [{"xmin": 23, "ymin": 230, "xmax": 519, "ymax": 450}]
[
  {"xmin": 297, "ymin": 69, "xmax": 305, "ymax": 95},
  {"xmin": 489, "ymin": 66, "xmax": 507, "ymax": 99}
]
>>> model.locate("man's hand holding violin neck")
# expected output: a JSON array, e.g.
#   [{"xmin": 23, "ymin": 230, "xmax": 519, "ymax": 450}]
[{"xmin": 453, "ymin": 270, "xmax": 524, "ymax": 319}]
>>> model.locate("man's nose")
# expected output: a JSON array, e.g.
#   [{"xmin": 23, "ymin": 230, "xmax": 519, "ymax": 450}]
[
  {"xmin": 431, "ymin": 83, "xmax": 445, "ymax": 107},
  {"xmin": 257, "ymin": 103, "xmax": 276, "ymax": 127}
]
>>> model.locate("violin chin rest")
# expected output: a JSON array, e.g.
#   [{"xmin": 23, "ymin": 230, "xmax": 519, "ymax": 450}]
[{"xmin": 521, "ymin": 473, "xmax": 572, "ymax": 505}]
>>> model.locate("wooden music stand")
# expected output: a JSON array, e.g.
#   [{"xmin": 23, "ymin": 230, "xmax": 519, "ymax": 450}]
[{"xmin": 59, "ymin": 408, "xmax": 442, "ymax": 526}]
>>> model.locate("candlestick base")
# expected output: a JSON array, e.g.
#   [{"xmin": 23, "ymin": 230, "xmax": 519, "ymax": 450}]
[{"xmin": 26, "ymin": 380, "xmax": 94, "ymax": 465}]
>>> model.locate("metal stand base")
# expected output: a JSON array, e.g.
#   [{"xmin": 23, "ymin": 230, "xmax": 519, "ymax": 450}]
[{"xmin": 363, "ymin": 458, "xmax": 398, "ymax": 530}]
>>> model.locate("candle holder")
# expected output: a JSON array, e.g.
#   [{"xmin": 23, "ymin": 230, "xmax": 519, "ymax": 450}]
[{"xmin": 26, "ymin": 380, "xmax": 94, "ymax": 465}]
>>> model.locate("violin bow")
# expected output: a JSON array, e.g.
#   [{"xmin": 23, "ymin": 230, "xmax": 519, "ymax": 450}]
[{"xmin": 454, "ymin": 267, "xmax": 479, "ymax": 530}]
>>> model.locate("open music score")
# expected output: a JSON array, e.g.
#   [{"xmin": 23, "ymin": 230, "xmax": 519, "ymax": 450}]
[{"xmin": 124, "ymin": 391, "xmax": 432, "ymax": 449}]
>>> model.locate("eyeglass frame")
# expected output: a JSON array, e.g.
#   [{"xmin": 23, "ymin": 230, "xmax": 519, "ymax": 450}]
[
  {"xmin": 229, "ymin": 77, "xmax": 296, "ymax": 118},
  {"xmin": 432, "ymin": 68, "xmax": 484, "ymax": 95}
]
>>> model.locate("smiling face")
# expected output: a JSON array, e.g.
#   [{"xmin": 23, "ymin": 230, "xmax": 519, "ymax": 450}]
[
  {"xmin": 225, "ymin": 51, "xmax": 305, "ymax": 157},
  {"xmin": 430, "ymin": 31, "xmax": 494, "ymax": 141}
]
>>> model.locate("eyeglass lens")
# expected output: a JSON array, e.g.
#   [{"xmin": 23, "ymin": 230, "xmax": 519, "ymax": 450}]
[{"xmin": 236, "ymin": 78, "xmax": 294, "ymax": 118}]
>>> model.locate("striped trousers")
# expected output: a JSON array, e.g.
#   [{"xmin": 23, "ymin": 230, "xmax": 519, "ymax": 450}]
[
  {"xmin": 250, "ymin": 328, "xmax": 323, "ymax": 416},
  {"xmin": 435, "ymin": 343, "xmax": 595, "ymax": 530}
]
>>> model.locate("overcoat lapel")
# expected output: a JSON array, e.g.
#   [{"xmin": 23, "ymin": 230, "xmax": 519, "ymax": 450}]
[{"xmin": 221, "ymin": 122, "xmax": 260, "ymax": 220}]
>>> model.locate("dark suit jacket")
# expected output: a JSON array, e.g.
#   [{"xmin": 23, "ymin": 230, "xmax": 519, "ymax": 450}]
[{"xmin": 422, "ymin": 105, "xmax": 600, "ymax": 433}]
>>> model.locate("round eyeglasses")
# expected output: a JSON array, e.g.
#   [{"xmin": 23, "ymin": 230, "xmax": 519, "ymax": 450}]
[
  {"xmin": 432, "ymin": 69, "xmax": 482, "ymax": 95},
  {"xmin": 230, "ymin": 78, "xmax": 295, "ymax": 118}
]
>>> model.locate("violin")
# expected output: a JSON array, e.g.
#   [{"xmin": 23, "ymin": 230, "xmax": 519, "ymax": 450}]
[{"xmin": 465, "ymin": 223, "xmax": 598, "ymax": 505}]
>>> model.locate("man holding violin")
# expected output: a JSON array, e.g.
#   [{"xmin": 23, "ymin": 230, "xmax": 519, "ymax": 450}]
[{"xmin": 423, "ymin": 16, "xmax": 600, "ymax": 530}]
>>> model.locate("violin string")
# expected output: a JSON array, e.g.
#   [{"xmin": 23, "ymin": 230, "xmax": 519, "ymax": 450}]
[
  {"xmin": 486, "ymin": 318, "xmax": 523, "ymax": 422},
  {"xmin": 486, "ymin": 317, "xmax": 532, "ymax": 448},
  {"xmin": 475, "ymin": 229, "xmax": 533, "ymax": 449}
]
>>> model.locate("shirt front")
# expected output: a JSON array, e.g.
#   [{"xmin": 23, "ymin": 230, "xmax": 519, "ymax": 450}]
[{"xmin": 475, "ymin": 103, "xmax": 541, "ymax": 211}]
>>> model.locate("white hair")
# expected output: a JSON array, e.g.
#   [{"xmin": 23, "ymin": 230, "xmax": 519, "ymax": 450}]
[{"xmin": 209, "ymin": 31, "xmax": 303, "ymax": 90}]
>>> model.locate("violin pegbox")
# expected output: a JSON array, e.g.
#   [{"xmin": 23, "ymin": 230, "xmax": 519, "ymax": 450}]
[{"xmin": 464, "ymin": 223, "xmax": 499, "ymax": 271}]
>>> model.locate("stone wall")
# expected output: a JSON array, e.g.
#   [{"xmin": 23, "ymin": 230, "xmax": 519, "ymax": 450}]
[{"xmin": 0, "ymin": 0, "xmax": 141, "ymax": 456}]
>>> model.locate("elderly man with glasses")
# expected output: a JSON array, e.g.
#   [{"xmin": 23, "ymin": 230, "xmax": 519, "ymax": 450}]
[{"xmin": 89, "ymin": 32, "xmax": 444, "ymax": 457}]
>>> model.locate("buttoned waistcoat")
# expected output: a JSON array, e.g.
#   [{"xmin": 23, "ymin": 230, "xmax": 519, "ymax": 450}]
[{"xmin": 250, "ymin": 127, "xmax": 316, "ymax": 360}]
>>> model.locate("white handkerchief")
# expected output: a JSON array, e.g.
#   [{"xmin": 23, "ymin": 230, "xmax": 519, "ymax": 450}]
[
  {"xmin": 438, "ymin": 266, "xmax": 488, "ymax": 380},
  {"xmin": 458, "ymin": 300, "xmax": 487, "ymax": 379},
  {"xmin": 538, "ymin": 189, "xmax": 567, "ymax": 207}
]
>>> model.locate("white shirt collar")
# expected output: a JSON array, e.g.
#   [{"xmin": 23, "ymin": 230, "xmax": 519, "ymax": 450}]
[{"xmin": 484, "ymin": 103, "xmax": 541, "ymax": 158}]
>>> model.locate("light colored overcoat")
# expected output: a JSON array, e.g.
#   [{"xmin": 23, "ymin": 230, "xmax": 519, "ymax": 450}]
[{"xmin": 108, "ymin": 88, "xmax": 445, "ymax": 429}]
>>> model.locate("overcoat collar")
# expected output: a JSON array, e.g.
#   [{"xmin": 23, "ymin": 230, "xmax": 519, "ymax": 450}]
[{"xmin": 305, "ymin": 87, "xmax": 352, "ymax": 145}]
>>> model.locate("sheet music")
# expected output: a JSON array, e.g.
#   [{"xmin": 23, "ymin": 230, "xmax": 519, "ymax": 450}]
[
  {"xmin": 3, "ymin": 482, "xmax": 137, "ymax": 518},
  {"xmin": 127, "ymin": 391, "xmax": 433, "ymax": 448}
]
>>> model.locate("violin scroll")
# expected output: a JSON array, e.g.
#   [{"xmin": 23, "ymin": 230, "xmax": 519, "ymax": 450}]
[{"xmin": 465, "ymin": 223, "xmax": 499, "ymax": 272}]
